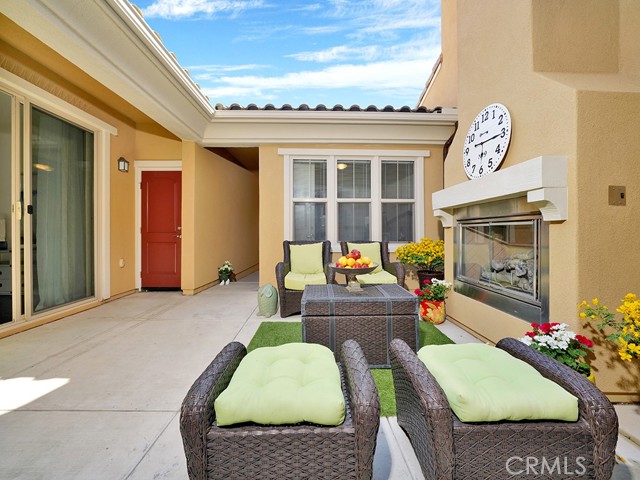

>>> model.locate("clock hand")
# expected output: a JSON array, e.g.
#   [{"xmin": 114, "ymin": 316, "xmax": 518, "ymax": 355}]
[{"xmin": 474, "ymin": 132, "xmax": 501, "ymax": 148}]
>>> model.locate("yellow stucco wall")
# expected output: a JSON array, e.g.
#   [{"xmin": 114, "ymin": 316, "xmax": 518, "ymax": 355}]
[
  {"xmin": 182, "ymin": 142, "xmax": 259, "ymax": 294},
  {"xmin": 258, "ymin": 143, "xmax": 445, "ymax": 289},
  {"xmin": 423, "ymin": 0, "xmax": 640, "ymax": 400}
]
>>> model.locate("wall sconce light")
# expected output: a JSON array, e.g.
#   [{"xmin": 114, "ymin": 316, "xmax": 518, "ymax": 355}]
[
  {"xmin": 337, "ymin": 162, "xmax": 348, "ymax": 170},
  {"xmin": 117, "ymin": 156, "xmax": 130, "ymax": 173}
]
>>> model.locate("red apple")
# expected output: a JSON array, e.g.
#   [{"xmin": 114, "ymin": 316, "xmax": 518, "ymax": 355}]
[{"xmin": 350, "ymin": 249, "xmax": 361, "ymax": 260}]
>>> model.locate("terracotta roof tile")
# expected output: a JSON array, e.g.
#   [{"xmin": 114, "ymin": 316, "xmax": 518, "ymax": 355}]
[{"xmin": 215, "ymin": 103, "xmax": 441, "ymax": 113}]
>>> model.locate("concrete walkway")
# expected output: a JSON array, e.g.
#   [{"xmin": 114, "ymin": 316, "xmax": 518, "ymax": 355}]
[{"xmin": 0, "ymin": 273, "xmax": 638, "ymax": 479}]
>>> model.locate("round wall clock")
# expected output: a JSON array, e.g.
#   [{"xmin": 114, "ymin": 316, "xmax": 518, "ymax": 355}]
[{"xmin": 463, "ymin": 103, "xmax": 512, "ymax": 179}]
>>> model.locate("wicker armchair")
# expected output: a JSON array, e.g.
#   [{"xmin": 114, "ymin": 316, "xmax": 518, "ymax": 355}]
[
  {"xmin": 389, "ymin": 337, "xmax": 618, "ymax": 480},
  {"xmin": 275, "ymin": 240, "xmax": 332, "ymax": 317},
  {"xmin": 180, "ymin": 339, "xmax": 380, "ymax": 480},
  {"xmin": 339, "ymin": 241, "xmax": 405, "ymax": 287}
]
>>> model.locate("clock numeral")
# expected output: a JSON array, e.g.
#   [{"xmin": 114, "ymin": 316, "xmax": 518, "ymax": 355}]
[
  {"xmin": 464, "ymin": 147, "xmax": 469, "ymax": 155},
  {"xmin": 498, "ymin": 114, "xmax": 504, "ymax": 125},
  {"xmin": 466, "ymin": 159, "xmax": 470, "ymax": 167},
  {"xmin": 488, "ymin": 160, "xmax": 493, "ymax": 169},
  {"xmin": 492, "ymin": 109, "xmax": 495, "ymax": 119},
  {"xmin": 500, "ymin": 127, "xmax": 506, "ymax": 138},
  {"xmin": 471, "ymin": 165, "xmax": 476, "ymax": 174},
  {"xmin": 474, "ymin": 121, "xmax": 480, "ymax": 131},
  {"xmin": 467, "ymin": 133, "xmax": 475, "ymax": 143},
  {"xmin": 481, "ymin": 111, "xmax": 489, "ymax": 122},
  {"xmin": 495, "ymin": 145, "xmax": 501, "ymax": 154},
  {"xmin": 479, "ymin": 166, "xmax": 484, "ymax": 175}
]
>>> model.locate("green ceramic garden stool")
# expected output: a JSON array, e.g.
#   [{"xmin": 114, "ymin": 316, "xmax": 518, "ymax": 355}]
[{"xmin": 258, "ymin": 284, "xmax": 278, "ymax": 317}]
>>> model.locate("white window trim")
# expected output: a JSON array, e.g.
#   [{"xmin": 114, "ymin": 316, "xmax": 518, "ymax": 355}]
[
  {"xmin": 280, "ymin": 148, "xmax": 428, "ymax": 252},
  {"xmin": 1, "ymin": 68, "xmax": 116, "ymax": 306},
  {"xmin": 134, "ymin": 160, "xmax": 183, "ymax": 291}
]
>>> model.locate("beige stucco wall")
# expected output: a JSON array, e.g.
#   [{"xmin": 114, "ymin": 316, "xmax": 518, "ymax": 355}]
[
  {"xmin": 258, "ymin": 143, "xmax": 445, "ymax": 290},
  {"xmin": 182, "ymin": 142, "xmax": 259, "ymax": 294},
  {"xmin": 421, "ymin": 0, "xmax": 457, "ymax": 109},
  {"xmin": 423, "ymin": 0, "xmax": 640, "ymax": 400}
]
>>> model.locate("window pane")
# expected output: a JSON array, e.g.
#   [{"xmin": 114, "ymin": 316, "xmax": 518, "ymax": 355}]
[
  {"xmin": 338, "ymin": 203, "xmax": 370, "ymax": 241},
  {"xmin": 382, "ymin": 161, "xmax": 414, "ymax": 199},
  {"xmin": 293, "ymin": 159, "xmax": 326, "ymax": 198},
  {"xmin": 293, "ymin": 202, "xmax": 326, "ymax": 241},
  {"xmin": 382, "ymin": 203, "xmax": 413, "ymax": 242},
  {"xmin": 337, "ymin": 160, "xmax": 370, "ymax": 198}
]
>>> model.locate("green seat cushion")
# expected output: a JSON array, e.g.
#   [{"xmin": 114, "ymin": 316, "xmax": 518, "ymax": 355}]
[
  {"xmin": 356, "ymin": 270, "xmax": 397, "ymax": 284},
  {"xmin": 290, "ymin": 243, "xmax": 324, "ymax": 274},
  {"xmin": 215, "ymin": 343, "xmax": 345, "ymax": 426},
  {"xmin": 347, "ymin": 242, "xmax": 382, "ymax": 273},
  {"xmin": 418, "ymin": 343, "xmax": 579, "ymax": 423},
  {"xmin": 284, "ymin": 272, "xmax": 327, "ymax": 290}
]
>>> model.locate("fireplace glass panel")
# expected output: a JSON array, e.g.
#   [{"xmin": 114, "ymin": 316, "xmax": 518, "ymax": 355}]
[{"xmin": 458, "ymin": 219, "xmax": 539, "ymax": 304}]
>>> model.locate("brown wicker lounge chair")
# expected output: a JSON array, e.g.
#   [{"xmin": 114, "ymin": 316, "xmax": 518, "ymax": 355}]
[
  {"xmin": 389, "ymin": 337, "xmax": 618, "ymax": 480},
  {"xmin": 339, "ymin": 241, "xmax": 405, "ymax": 287},
  {"xmin": 180, "ymin": 339, "xmax": 380, "ymax": 479},
  {"xmin": 275, "ymin": 240, "xmax": 332, "ymax": 317}
]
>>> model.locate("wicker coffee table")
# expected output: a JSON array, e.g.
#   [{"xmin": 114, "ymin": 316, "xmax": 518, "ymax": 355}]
[{"xmin": 301, "ymin": 284, "xmax": 419, "ymax": 368}]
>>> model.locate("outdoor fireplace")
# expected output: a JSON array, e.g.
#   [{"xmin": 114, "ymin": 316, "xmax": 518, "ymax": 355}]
[{"xmin": 454, "ymin": 197, "xmax": 549, "ymax": 323}]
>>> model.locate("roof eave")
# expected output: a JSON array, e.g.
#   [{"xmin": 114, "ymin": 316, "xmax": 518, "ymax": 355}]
[
  {"xmin": 203, "ymin": 110, "xmax": 458, "ymax": 147},
  {"xmin": 0, "ymin": 0, "xmax": 214, "ymax": 139}
]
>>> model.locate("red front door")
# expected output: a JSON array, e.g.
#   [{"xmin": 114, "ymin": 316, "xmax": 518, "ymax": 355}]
[{"xmin": 141, "ymin": 171, "xmax": 182, "ymax": 288}]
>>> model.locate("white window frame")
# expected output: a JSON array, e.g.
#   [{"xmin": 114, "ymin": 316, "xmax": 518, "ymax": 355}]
[{"xmin": 280, "ymin": 148, "xmax": 428, "ymax": 252}]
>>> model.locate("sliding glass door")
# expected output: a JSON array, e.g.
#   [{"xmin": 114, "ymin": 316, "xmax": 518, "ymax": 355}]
[
  {"xmin": 0, "ymin": 88, "xmax": 96, "ymax": 324},
  {"xmin": 30, "ymin": 107, "xmax": 95, "ymax": 312}
]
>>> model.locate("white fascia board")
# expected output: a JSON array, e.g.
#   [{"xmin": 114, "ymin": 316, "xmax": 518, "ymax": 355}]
[
  {"xmin": 432, "ymin": 156, "xmax": 568, "ymax": 226},
  {"xmin": 202, "ymin": 111, "xmax": 458, "ymax": 147},
  {"xmin": 1, "ymin": 0, "xmax": 214, "ymax": 140}
]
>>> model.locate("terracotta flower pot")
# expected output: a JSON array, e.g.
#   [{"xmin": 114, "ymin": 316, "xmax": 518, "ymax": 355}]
[{"xmin": 420, "ymin": 300, "xmax": 446, "ymax": 324}]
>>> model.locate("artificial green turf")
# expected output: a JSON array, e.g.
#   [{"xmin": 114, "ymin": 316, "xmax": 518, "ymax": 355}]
[{"xmin": 247, "ymin": 320, "xmax": 454, "ymax": 416}]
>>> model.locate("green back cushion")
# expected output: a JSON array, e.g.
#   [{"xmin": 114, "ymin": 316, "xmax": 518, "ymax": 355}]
[
  {"xmin": 215, "ymin": 343, "xmax": 345, "ymax": 426},
  {"xmin": 347, "ymin": 242, "xmax": 382, "ymax": 273},
  {"xmin": 418, "ymin": 344, "xmax": 578, "ymax": 422},
  {"xmin": 290, "ymin": 243, "xmax": 324, "ymax": 274}
]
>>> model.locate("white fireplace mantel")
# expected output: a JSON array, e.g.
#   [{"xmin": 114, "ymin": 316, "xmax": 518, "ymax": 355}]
[{"xmin": 432, "ymin": 156, "xmax": 567, "ymax": 227}]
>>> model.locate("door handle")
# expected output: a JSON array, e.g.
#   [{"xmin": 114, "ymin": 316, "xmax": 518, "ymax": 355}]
[{"xmin": 176, "ymin": 234, "xmax": 182, "ymax": 239}]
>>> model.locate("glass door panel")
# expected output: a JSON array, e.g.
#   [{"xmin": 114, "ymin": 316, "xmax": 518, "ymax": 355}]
[
  {"xmin": 0, "ymin": 91, "xmax": 11, "ymax": 323},
  {"xmin": 30, "ymin": 107, "xmax": 95, "ymax": 312}
]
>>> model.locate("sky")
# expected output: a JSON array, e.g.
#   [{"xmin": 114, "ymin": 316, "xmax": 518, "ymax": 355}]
[{"xmin": 135, "ymin": 0, "xmax": 442, "ymax": 109}]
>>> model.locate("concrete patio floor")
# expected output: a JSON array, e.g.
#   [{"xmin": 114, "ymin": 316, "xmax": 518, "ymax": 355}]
[{"xmin": 0, "ymin": 273, "xmax": 639, "ymax": 479}]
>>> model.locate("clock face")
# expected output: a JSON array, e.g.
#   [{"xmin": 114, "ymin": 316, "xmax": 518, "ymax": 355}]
[{"xmin": 463, "ymin": 103, "xmax": 512, "ymax": 179}]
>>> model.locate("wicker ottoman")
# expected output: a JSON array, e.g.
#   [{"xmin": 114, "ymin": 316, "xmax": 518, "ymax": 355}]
[
  {"xmin": 180, "ymin": 340, "xmax": 380, "ymax": 480},
  {"xmin": 301, "ymin": 284, "xmax": 419, "ymax": 368},
  {"xmin": 390, "ymin": 338, "xmax": 619, "ymax": 480}
]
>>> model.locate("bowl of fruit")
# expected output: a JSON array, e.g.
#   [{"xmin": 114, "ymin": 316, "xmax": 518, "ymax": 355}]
[{"xmin": 330, "ymin": 249, "xmax": 378, "ymax": 292}]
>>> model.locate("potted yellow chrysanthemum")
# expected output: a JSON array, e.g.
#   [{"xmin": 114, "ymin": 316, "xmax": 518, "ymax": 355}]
[
  {"xmin": 395, "ymin": 237, "xmax": 445, "ymax": 284},
  {"xmin": 579, "ymin": 295, "xmax": 640, "ymax": 363}
]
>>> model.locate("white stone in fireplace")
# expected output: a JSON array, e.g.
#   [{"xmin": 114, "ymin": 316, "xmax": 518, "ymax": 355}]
[{"xmin": 432, "ymin": 156, "xmax": 567, "ymax": 227}]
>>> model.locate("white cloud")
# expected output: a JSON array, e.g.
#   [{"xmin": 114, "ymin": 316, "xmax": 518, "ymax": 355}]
[
  {"xmin": 142, "ymin": 0, "xmax": 267, "ymax": 19},
  {"xmin": 201, "ymin": 43, "xmax": 440, "ymax": 105},
  {"xmin": 287, "ymin": 45, "xmax": 379, "ymax": 63}
]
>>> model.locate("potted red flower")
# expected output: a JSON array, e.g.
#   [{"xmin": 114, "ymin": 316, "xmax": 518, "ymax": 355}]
[
  {"xmin": 520, "ymin": 322, "xmax": 594, "ymax": 379},
  {"xmin": 414, "ymin": 278, "xmax": 452, "ymax": 324}
]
